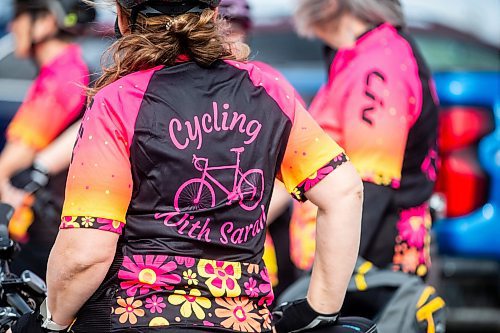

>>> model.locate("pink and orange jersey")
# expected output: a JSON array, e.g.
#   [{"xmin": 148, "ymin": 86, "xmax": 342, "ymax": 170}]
[
  {"xmin": 60, "ymin": 60, "xmax": 347, "ymax": 332},
  {"xmin": 293, "ymin": 23, "xmax": 439, "ymax": 275},
  {"xmin": 6, "ymin": 44, "xmax": 88, "ymax": 150},
  {"xmin": 310, "ymin": 23, "xmax": 438, "ymax": 190}
]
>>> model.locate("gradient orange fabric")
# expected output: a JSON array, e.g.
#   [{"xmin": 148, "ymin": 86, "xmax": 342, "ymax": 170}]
[
  {"xmin": 278, "ymin": 104, "xmax": 345, "ymax": 195},
  {"xmin": 6, "ymin": 44, "xmax": 89, "ymax": 150},
  {"xmin": 61, "ymin": 67, "xmax": 162, "ymax": 227},
  {"xmin": 309, "ymin": 24, "xmax": 423, "ymax": 188}
]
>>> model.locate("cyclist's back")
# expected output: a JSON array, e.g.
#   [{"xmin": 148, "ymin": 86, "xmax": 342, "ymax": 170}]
[
  {"xmin": 122, "ymin": 60, "xmax": 291, "ymax": 260},
  {"xmin": 62, "ymin": 58, "xmax": 344, "ymax": 331}
]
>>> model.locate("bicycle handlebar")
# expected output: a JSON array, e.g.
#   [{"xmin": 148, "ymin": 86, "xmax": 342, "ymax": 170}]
[
  {"xmin": 0, "ymin": 203, "xmax": 47, "ymax": 332},
  {"xmin": 0, "ymin": 204, "xmax": 14, "ymax": 250}
]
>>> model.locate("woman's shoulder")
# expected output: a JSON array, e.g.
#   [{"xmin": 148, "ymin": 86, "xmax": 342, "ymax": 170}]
[
  {"xmin": 94, "ymin": 66, "xmax": 164, "ymax": 103},
  {"xmin": 224, "ymin": 60, "xmax": 297, "ymax": 120},
  {"xmin": 352, "ymin": 26, "xmax": 420, "ymax": 75}
]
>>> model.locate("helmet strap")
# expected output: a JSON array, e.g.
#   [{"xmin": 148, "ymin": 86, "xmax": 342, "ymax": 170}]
[
  {"xmin": 130, "ymin": 7, "xmax": 140, "ymax": 33},
  {"xmin": 114, "ymin": 17, "xmax": 123, "ymax": 39}
]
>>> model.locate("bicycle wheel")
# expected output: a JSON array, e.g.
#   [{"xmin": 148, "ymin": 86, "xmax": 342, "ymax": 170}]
[
  {"xmin": 174, "ymin": 179, "xmax": 216, "ymax": 212},
  {"xmin": 238, "ymin": 169, "xmax": 265, "ymax": 211}
]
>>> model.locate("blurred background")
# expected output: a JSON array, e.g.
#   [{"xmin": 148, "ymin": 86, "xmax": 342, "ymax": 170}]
[{"xmin": 0, "ymin": 0, "xmax": 499, "ymax": 332}]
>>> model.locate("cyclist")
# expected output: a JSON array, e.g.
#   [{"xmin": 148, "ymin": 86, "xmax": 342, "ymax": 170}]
[
  {"xmin": 219, "ymin": 0, "xmax": 300, "ymax": 296},
  {"xmin": 293, "ymin": 0, "xmax": 439, "ymax": 278},
  {"xmin": 11, "ymin": 0, "xmax": 363, "ymax": 332},
  {"xmin": 0, "ymin": 0, "xmax": 95, "ymax": 278}
]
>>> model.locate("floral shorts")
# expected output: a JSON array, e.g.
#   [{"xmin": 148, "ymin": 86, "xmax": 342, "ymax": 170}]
[
  {"xmin": 392, "ymin": 203, "xmax": 432, "ymax": 277},
  {"xmin": 105, "ymin": 255, "xmax": 274, "ymax": 332}
]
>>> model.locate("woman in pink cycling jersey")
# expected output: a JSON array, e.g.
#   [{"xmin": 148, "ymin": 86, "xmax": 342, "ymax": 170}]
[
  {"xmin": 12, "ymin": 1, "xmax": 363, "ymax": 332},
  {"xmin": 0, "ymin": 0, "xmax": 94, "ymax": 278},
  {"xmin": 294, "ymin": 0, "xmax": 439, "ymax": 278}
]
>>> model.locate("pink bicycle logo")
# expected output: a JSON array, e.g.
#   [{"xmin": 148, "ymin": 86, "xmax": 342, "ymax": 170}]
[{"xmin": 174, "ymin": 147, "xmax": 264, "ymax": 212}]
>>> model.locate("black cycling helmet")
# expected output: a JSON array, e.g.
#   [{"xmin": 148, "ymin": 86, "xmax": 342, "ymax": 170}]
[
  {"xmin": 114, "ymin": 0, "xmax": 221, "ymax": 38},
  {"xmin": 118, "ymin": 0, "xmax": 220, "ymax": 15},
  {"xmin": 14, "ymin": 0, "xmax": 96, "ymax": 33},
  {"xmin": 119, "ymin": 0, "xmax": 220, "ymax": 9}
]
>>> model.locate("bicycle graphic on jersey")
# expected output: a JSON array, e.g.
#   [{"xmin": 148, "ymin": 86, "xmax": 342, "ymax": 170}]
[{"xmin": 174, "ymin": 147, "xmax": 264, "ymax": 212}]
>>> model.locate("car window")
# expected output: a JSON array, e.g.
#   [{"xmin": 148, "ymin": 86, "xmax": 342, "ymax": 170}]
[
  {"xmin": 0, "ymin": 53, "xmax": 37, "ymax": 80},
  {"xmin": 249, "ymin": 28, "xmax": 323, "ymax": 66},
  {"xmin": 413, "ymin": 34, "xmax": 500, "ymax": 71}
]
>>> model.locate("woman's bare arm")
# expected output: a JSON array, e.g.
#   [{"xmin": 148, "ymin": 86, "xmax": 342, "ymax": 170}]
[
  {"xmin": 305, "ymin": 162, "xmax": 363, "ymax": 314},
  {"xmin": 35, "ymin": 121, "xmax": 81, "ymax": 175},
  {"xmin": 0, "ymin": 142, "xmax": 36, "ymax": 188},
  {"xmin": 267, "ymin": 180, "xmax": 292, "ymax": 225},
  {"xmin": 46, "ymin": 229, "xmax": 119, "ymax": 325}
]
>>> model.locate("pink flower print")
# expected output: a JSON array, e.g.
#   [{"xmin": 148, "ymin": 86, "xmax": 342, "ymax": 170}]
[
  {"xmin": 197, "ymin": 260, "xmax": 241, "ymax": 297},
  {"xmin": 145, "ymin": 295, "xmax": 166, "ymax": 314},
  {"xmin": 244, "ymin": 278, "xmax": 259, "ymax": 298},
  {"xmin": 421, "ymin": 148, "xmax": 438, "ymax": 181},
  {"xmin": 302, "ymin": 166, "xmax": 334, "ymax": 192},
  {"xmin": 258, "ymin": 269, "xmax": 274, "ymax": 306},
  {"xmin": 258, "ymin": 269, "xmax": 271, "ymax": 293},
  {"xmin": 397, "ymin": 206, "xmax": 430, "ymax": 248},
  {"xmin": 61, "ymin": 216, "xmax": 80, "ymax": 229},
  {"xmin": 333, "ymin": 154, "xmax": 344, "ymax": 163},
  {"xmin": 391, "ymin": 179, "xmax": 401, "ymax": 188},
  {"xmin": 118, "ymin": 255, "xmax": 181, "ymax": 297},
  {"xmin": 203, "ymin": 320, "xmax": 215, "ymax": 327},
  {"xmin": 96, "ymin": 218, "xmax": 124, "ymax": 234},
  {"xmin": 175, "ymin": 256, "xmax": 195, "ymax": 268}
]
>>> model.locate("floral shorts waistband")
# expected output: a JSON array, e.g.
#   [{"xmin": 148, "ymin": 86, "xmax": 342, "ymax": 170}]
[{"xmin": 110, "ymin": 253, "xmax": 274, "ymax": 331}]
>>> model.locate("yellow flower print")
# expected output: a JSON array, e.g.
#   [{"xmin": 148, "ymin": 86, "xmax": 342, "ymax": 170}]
[
  {"xmin": 291, "ymin": 187, "xmax": 302, "ymax": 200},
  {"xmin": 198, "ymin": 260, "xmax": 242, "ymax": 297},
  {"xmin": 183, "ymin": 269, "xmax": 199, "ymax": 285},
  {"xmin": 114, "ymin": 297, "xmax": 145, "ymax": 325},
  {"xmin": 168, "ymin": 289, "xmax": 211, "ymax": 320},
  {"xmin": 61, "ymin": 216, "xmax": 80, "ymax": 228},
  {"xmin": 149, "ymin": 317, "xmax": 169, "ymax": 327},
  {"xmin": 81, "ymin": 216, "xmax": 95, "ymax": 227}
]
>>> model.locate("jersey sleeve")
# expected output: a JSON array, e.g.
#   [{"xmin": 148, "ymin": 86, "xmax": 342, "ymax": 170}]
[
  {"xmin": 60, "ymin": 93, "xmax": 132, "ymax": 235},
  {"xmin": 278, "ymin": 103, "xmax": 347, "ymax": 202},
  {"xmin": 308, "ymin": 83, "xmax": 344, "ymax": 144},
  {"xmin": 6, "ymin": 66, "xmax": 86, "ymax": 150},
  {"xmin": 341, "ymin": 70, "xmax": 415, "ymax": 188}
]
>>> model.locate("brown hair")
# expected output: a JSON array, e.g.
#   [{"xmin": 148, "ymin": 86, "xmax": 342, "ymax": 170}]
[{"xmin": 88, "ymin": 3, "xmax": 249, "ymax": 99}]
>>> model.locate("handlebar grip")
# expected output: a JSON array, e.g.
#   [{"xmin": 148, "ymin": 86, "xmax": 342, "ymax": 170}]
[
  {"xmin": 0, "ymin": 203, "xmax": 14, "ymax": 249},
  {"xmin": 6, "ymin": 293, "xmax": 33, "ymax": 315}
]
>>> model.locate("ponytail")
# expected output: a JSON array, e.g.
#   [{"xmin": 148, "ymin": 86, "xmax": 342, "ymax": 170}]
[{"xmin": 88, "ymin": 8, "xmax": 249, "ymax": 99}]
